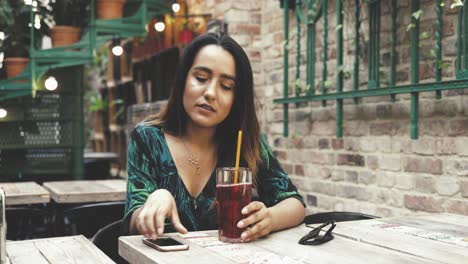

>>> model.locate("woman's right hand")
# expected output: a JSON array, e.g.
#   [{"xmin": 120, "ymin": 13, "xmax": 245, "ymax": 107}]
[{"xmin": 134, "ymin": 189, "xmax": 188, "ymax": 238}]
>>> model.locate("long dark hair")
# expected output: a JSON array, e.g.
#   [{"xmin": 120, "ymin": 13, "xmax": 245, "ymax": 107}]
[{"xmin": 144, "ymin": 32, "xmax": 261, "ymax": 173}]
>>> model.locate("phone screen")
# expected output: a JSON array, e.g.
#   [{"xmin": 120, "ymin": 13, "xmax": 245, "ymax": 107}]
[{"xmin": 146, "ymin": 237, "xmax": 184, "ymax": 246}]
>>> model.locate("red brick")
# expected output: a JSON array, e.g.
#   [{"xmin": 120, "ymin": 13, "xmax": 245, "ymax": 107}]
[
  {"xmin": 404, "ymin": 195, "xmax": 444, "ymax": 213},
  {"xmin": 337, "ymin": 154, "xmax": 365, "ymax": 167},
  {"xmin": 282, "ymin": 163, "xmax": 293, "ymax": 174},
  {"xmin": 273, "ymin": 150, "xmax": 287, "ymax": 160},
  {"xmin": 294, "ymin": 164, "xmax": 304, "ymax": 176},
  {"xmin": 332, "ymin": 138, "xmax": 344, "ymax": 149},
  {"xmin": 404, "ymin": 157, "xmax": 443, "ymax": 175},
  {"xmin": 447, "ymin": 200, "xmax": 468, "ymax": 215},
  {"xmin": 318, "ymin": 138, "xmax": 329, "ymax": 149},
  {"xmin": 462, "ymin": 181, "xmax": 468, "ymax": 198},
  {"xmin": 449, "ymin": 119, "xmax": 468, "ymax": 136}
]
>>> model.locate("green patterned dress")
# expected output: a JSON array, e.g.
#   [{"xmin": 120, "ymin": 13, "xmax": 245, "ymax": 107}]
[{"xmin": 124, "ymin": 125, "xmax": 304, "ymax": 233}]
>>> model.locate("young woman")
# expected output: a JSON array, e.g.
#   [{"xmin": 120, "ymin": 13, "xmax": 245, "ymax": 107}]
[{"xmin": 125, "ymin": 32, "xmax": 305, "ymax": 242}]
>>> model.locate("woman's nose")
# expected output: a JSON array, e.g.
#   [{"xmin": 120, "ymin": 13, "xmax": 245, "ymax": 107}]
[{"xmin": 203, "ymin": 80, "xmax": 217, "ymax": 101}]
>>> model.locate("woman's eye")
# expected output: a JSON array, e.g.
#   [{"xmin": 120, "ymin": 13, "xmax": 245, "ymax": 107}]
[
  {"xmin": 195, "ymin": 76, "xmax": 207, "ymax": 82},
  {"xmin": 221, "ymin": 84, "xmax": 233, "ymax": 90}
]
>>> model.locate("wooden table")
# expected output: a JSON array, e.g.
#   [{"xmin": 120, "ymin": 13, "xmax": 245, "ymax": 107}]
[
  {"xmin": 118, "ymin": 213, "xmax": 468, "ymax": 264},
  {"xmin": 6, "ymin": 235, "xmax": 114, "ymax": 264},
  {"xmin": 43, "ymin": 179, "xmax": 126, "ymax": 204},
  {"xmin": 0, "ymin": 182, "xmax": 50, "ymax": 206}
]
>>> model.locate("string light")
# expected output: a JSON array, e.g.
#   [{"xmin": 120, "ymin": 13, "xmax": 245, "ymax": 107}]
[
  {"xmin": 172, "ymin": 3, "xmax": 180, "ymax": 13},
  {"xmin": 45, "ymin": 76, "xmax": 58, "ymax": 91},
  {"xmin": 155, "ymin": 22, "xmax": 165, "ymax": 32},
  {"xmin": 112, "ymin": 45, "xmax": 123, "ymax": 56},
  {"xmin": 0, "ymin": 108, "xmax": 7, "ymax": 119}
]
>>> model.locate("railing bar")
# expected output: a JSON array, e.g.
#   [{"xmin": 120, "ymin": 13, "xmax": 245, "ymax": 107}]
[
  {"xmin": 368, "ymin": 2, "xmax": 373, "ymax": 86},
  {"xmin": 353, "ymin": 0, "xmax": 360, "ymax": 103},
  {"xmin": 457, "ymin": 7, "xmax": 463, "ymax": 72},
  {"xmin": 295, "ymin": 0, "xmax": 302, "ymax": 100},
  {"xmin": 376, "ymin": 1, "xmax": 381, "ymax": 87},
  {"xmin": 307, "ymin": 24, "xmax": 316, "ymax": 96},
  {"xmin": 283, "ymin": 0, "xmax": 289, "ymax": 137},
  {"xmin": 336, "ymin": 0, "xmax": 343, "ymax": 138},
  {"xmin": 436, "ymin": 0, "xmax": 443, "ymax": 99},
  {"xmin": 321, "ymin": 0, "xmax": 328, "ymax": 106},
  {"xmin": 390, "ymin": 0, "xmax": 397, "ymax": 101},
  {"xmin": 273, "ymin": 78, "xmax": 468, "ymax": 103},
  {"xmin": 463, "ymin": 6, "xmax": 468, "ymax": 69},
  {"xmin": 410, "ymin": 0, "xmax": 420, "ymax": 139}
]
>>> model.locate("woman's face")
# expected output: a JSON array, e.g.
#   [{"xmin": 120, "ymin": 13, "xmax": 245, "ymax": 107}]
[{"xmin": 183, "ymin": 44, "xmax": 236, "ymax": 129}]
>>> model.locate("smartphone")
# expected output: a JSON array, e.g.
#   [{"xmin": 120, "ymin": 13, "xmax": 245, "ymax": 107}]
[{"xmin": 142, "ymin": 237, "xmax": 189, "ymax": 252}]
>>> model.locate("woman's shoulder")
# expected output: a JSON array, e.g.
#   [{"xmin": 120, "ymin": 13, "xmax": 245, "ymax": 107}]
[{"xmin": 132, "ymin": 124, "xmax": 165, "ymax": 143}]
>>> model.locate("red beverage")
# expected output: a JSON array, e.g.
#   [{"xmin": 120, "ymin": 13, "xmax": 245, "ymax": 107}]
[{"xmin": 216, "ymin": 183, "xmax": 252, "ymax": 242}]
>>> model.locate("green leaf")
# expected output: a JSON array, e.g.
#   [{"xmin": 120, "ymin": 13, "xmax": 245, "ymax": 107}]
[
  {"xmin": 440, "ymin": 1, "xmax": 445, "ymax": 6},
  {"xmin": 324, "ymin": 80, "xmax": 332, "ymax": 88},
  {"xmin": 336, "ymin": 24, "xmax": 343, "ymax": 31},
  {"xmin": 412, "ymin": 10, "xmax": 423, "ymax": 20},
  {"xmin": 429, "ymin": 49, "xmax": 436, "ymax": 58},
  {"xmin": 407, "ymin": 23, "xmax": 415, "ymax": 31},
  {"xmin": 450, "ymin": 0, "xmax": 464, "ymax": 9},
  {"xmin": 420, "ymin": 31, "xmax": 429, "ymax": 39}
]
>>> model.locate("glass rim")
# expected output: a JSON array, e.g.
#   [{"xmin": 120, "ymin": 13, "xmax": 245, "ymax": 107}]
[{"xmin": 215, "ymin": 167, "xmax": 252, "ymax": 172}]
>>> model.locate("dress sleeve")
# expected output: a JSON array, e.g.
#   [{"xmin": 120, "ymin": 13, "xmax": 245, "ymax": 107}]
[
  {"xmin": 256, "ymin": 135, "xmax": 305, "ymax": 208},
  {"xmin": 123, "ymin": 128, "xmax": 159, "ymax": 233}
]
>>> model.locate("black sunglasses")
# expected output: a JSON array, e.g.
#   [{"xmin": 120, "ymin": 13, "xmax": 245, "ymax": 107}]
[{"xmin": 298, "ymin": 221, "xmax": 336, "ymax": 245}]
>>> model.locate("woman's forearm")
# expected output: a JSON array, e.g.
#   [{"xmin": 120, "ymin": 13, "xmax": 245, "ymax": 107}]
[
  {"xmin": 129, "ymin": 207, "xmax": 143, "ymax": 234},
  {"xmin": 269, "ymin": 198, "xmax": 305, "ymax": 232}
]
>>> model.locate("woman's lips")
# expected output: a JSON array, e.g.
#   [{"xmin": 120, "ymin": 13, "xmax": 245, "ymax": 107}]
[{"xmin": 198, "ymin": 104, "xmax": 215, "ymax": 112}]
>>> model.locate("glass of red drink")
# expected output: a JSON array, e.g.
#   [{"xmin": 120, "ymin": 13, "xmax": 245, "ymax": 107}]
[{"xmin": 216, "ymin": 167, "xmax": 252, "ymax": 243}]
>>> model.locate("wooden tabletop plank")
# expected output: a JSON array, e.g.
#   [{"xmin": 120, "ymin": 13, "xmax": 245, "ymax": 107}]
[
  {"xmin": 0, "ymin": 182, "xmax": 50, "ymax": 206},
  {"xmin": 7, "ymin": 235, "xmax": 114, "ymax": 264},
  {"xmin": 119, "ymin": 227, "xmax": 437, "ymax": 264},
  {"xmin": 252, "ymin": 225, "xmax": 437, "ymax": 264},
  {"xmin": 43, "ymin": 180, "xmax": 126, "ymax": 203},
  {"xmin": 119, "ymin": 235, "xmax": 234, "ymax": 264},
  {"xmin": 331, "ymin": 217, "xmax": 468, "ymax": 264}
]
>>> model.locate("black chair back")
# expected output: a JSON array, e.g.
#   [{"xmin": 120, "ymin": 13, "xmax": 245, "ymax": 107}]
[
  {"xmin": 62, "ymin": 201, "xmax": 125, "ymax": 238},
  {"xmin": 5, "ymin": 207, "xmax": 52, "ymax": 240},
  {"xmin": 304, "ymin": 211, "xmax": 378, "ymax": 224},
  {"xmin": 92, "ymin": 219, "xmax": 127, "ymax": 264}
]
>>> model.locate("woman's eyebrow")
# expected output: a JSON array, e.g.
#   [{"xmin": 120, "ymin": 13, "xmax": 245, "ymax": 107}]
[{"xmin": 192, "ymin": 66, "xmax": 235, "ymax": 81}]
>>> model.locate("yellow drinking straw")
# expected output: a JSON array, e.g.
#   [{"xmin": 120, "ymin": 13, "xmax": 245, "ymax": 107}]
[{"xmin": 234, "ymin": 130, "xmax": 243, "ymax": 184}]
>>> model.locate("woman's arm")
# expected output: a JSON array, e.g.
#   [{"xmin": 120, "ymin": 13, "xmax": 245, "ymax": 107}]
[
  {"xmin": 237, "ymin": 197, "xmax": 304, "ymax": 242},
  {"xmin": 269, "ymin": 197, "xmax": 305, "ymax": 231}
]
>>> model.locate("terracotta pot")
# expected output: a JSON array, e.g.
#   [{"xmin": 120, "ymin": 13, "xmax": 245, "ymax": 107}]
[
  {"xmin": 50, "ymin": 26, "xmax": 81, "ymax": 47},
  {"xmin": 4, "ymin": 57, "xmax": 29, "ymax": 78},
  {"xmin": 96, "ymin": 0, "xmax": 126, "ymax": 19}
]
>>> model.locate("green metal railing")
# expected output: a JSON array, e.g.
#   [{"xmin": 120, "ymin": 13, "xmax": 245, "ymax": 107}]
[
  {"xmin": 0, "ymin": 0, "xmax": 172, "ymax": 180},
  {"xmin": 276, "ymin": 0, "xmax": 467, "ymax": 139},
  {"xmin": 0, "ymin": 0, "xmax": 172, "ymax": 101}
]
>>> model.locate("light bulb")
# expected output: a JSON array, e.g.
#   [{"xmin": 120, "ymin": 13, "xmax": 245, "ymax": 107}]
[
  {"xmin": 155, "ymin": 22, "xmax": 165, "ymax": 32},
  {"xmin": 112, "ymin": 45, "xmax": 123, "ymax": 56},
  {"xmin": 0, "ymin": 108, "xmax": 7, "ymax": 118},
  {"xmin": 45, "ymin": 76, "xmax": 58, "ymax": 91},
  {"xmin": 172, "ymin": 3, "xmax": 180, "ymax": 13}
]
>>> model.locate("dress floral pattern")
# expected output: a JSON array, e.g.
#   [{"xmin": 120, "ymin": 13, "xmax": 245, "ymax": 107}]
[{"xmin": 124, "ymin": 125, "xmax": 304, "ymax": 233}]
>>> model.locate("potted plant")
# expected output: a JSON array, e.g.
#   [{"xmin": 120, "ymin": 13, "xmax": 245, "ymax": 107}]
[
  {"xmin": 49, "ymin": 0, "xmax": 89, "ymax": 47},
  {"xmin": 0, "ymin": 0, "xmax": 51, "ymax": 78},
  {"xmin": 96, "ymin": 0, "xmax": 126, "ymax": 19}
]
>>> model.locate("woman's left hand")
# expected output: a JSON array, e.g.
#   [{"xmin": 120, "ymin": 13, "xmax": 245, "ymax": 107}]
[{"xmin": 237, "ymin": 201, "xmax": 273, "ymax": 242}]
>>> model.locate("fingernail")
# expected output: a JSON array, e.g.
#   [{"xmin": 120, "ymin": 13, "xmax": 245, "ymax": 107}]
[
  {"xmin": 242, "ymin": 208, "xmax": 248, "ymax": 214},
  {"xmin": 241, "ymin": 232, "xmax": 247, "ymax": 239},
  {"xmin": 157, "ymin": 228, "xmax": 163, "ymax": 235},
  {"xmin": 237, "ymin": 221, "xmax": 244, "ymax": 228}
]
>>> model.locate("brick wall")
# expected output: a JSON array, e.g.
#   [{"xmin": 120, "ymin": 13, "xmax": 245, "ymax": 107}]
[{"xmin": 188, "ymin": 0, "xmax": 468, "ymax": 217}]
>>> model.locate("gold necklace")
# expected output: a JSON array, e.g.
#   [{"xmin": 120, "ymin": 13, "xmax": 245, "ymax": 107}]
[{"xmin": 182, "ymin": 140, "xmax": 201, "ymax": 178}]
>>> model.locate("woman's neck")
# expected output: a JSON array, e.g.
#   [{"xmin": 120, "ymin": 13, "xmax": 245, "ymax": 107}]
[{"xmin": 184, "ymin": 123, "xmax": 217, "ymax": 149}]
